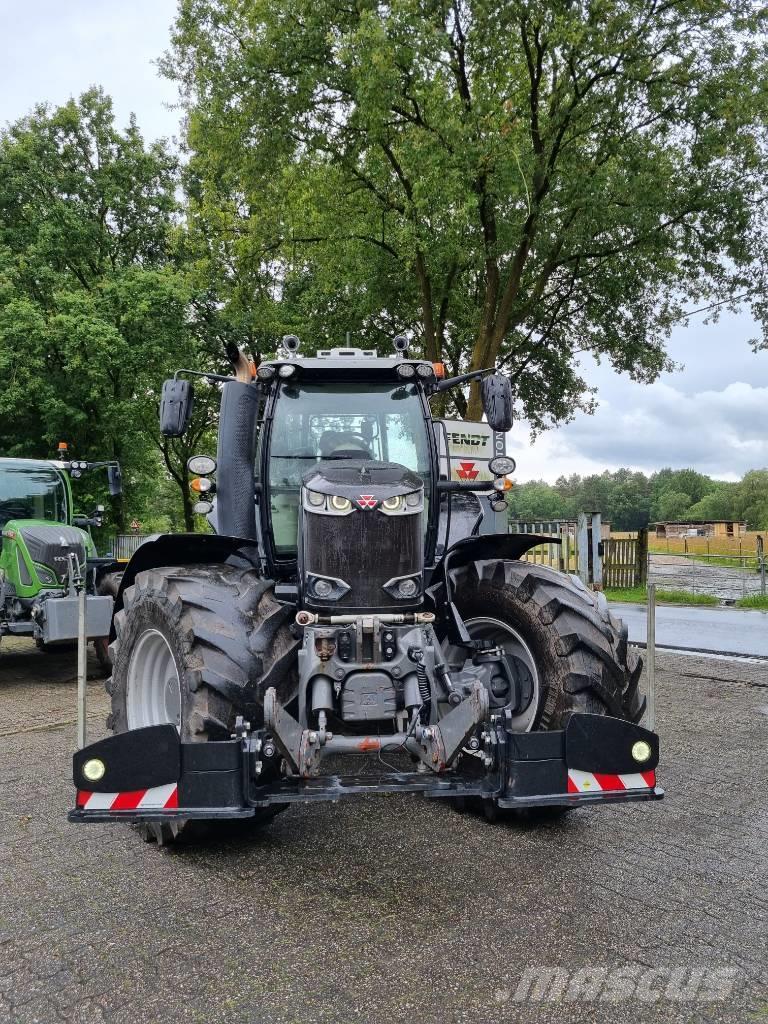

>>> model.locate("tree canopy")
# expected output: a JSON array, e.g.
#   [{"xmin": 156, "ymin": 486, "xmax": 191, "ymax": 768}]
[
  {"xmin": 0, "ymin": 89, "xmax": 220, "ymax": 529},
  {"xmin": 506, "ymin": 467, "xmax": 768, "ymax": 531},
  {"xmin": 166, "ymin": 0, "xmax": 768, "ymax": 422}
]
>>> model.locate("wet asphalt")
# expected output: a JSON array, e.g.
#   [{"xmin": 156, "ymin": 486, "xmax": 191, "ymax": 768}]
[
  {"xmin": 0, "ymin": 637, "xmax": 766, "ymax": 1024},
  {"xmin": 613, "ymin": 602, "xmax": 768, "ymax": 658}
]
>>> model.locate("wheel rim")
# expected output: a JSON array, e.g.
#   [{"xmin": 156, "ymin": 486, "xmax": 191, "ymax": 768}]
[
  {"xmin": 126, "ymin": 628, "xmax": 182, "ymax": 730},
  {"xmin": 443, "ymin": 616, "xmax": 541, "ymax": 732}
]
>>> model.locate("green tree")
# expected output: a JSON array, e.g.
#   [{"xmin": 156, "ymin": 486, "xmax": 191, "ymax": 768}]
[
  {"xmin": 0, "ymin": 89, "xmax": 211, "ymax": 530},
  {"xmin": 166, "ymin": 0, "xmax": 768, "ymax": 422},
  {"xmin": 733, "ymin": 470, "xmax": 768, "ymax": 530},
  {"xmin": 507, "ymin": 480, "xmax": 571, "ymax": 521},
  {"xmin": 653, "ymin": 490, "xmax": 693, "ymax": 522},
  {"xmin": 686, "ymin": 484, "xmax": 739, "ymax": 523}
]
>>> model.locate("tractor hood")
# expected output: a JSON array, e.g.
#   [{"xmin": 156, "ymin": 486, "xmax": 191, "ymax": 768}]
[
  {"xmin": 302, "ymin": 460, "xmax": 423, "ymax": 501},
  {"xmin": 3, "ymin": 520, "xmax": 89, "ymax": 585}
]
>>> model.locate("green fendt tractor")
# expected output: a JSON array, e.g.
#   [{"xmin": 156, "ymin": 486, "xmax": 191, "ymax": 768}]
[
  {"xmin": 0, "ymin": 452, "xmax": 123, "ymax": 667},
  {"xmin": 70, "ymin": 336, "xmax": 661, "ymax": 845}
]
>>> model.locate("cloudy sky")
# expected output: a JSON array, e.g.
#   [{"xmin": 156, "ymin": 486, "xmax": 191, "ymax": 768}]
[{"xmin": 2, "ymin": 1, "xmax": 766, "ymax": 483}]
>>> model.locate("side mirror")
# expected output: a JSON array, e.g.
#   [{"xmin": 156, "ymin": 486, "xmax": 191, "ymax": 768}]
[
  {"xmin": 481, "ymin": 373, "xmax": 513, "ymax": 432},
  {"xmin": 107, "ymin": 464, "xmax": 123, "ymax": 497},
  {"xmin": 160, "ymin": 379, "xmax": 194, "ymax": 437}
]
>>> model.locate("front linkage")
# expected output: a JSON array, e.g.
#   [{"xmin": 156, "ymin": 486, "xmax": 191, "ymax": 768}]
[{"xmin": 70, "ymin": 711, "xmax": 662, "ymax": 825}]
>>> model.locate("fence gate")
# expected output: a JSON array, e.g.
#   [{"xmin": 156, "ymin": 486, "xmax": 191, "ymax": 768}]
[
  {"xmin": 603, "ymin": 530, "xmax": 648, "ymax": 589},
  {"xmin": 509, "ymin": 514, "xmax": 604, "ymax": 585}
]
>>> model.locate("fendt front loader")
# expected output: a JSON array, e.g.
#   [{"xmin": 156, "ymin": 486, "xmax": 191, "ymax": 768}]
[{"xmin": 70, "ymin": 337, "xmax": 661, "ymax": 843}]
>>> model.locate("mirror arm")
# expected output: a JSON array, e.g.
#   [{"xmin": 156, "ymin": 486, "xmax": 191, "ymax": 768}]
[
  {"xmin": 431, "ymin": 367, "xmax": 494, "ymax": 394},
  {"xmin": 174, "ymin": 368, "xmax": 236, "ymax": 385}
]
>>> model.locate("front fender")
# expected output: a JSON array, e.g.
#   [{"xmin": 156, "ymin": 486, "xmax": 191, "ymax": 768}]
[{"xmin": 109, "ymin": 533, "xmax": 258, "ymax": 640}]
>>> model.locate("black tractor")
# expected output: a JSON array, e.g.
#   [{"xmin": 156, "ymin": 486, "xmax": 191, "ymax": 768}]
[{"xmin": 70, "ymin": 337, "xmax": 659, "ymax": 843}]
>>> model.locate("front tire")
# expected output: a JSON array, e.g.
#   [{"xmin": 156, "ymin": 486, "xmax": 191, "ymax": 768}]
[
  {"xmin": 447, "ymin": 559, "xmax": 644, "ymax": 820},
  {"xmin": 107, "ymin": 563, "xmax": 298, "ymax": 841}
]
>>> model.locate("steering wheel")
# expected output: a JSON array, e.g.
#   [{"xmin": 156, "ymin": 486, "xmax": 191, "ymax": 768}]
[{"xmin": 319, "ymin": 432, "xmax": 372, "ymax": 458}]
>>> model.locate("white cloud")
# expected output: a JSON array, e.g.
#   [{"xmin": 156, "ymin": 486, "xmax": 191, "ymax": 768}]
[
  {"xmin": 512, "ymin": 375, "xmax": 768, "ymax": 482},
  {"xmin": 0, "ymin": 1, "xmax": 179, "ymax": 140}
]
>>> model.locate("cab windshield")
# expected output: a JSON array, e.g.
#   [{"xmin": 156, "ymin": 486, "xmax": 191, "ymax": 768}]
[
  {"xmin": 264, "ymin": 381, "xmax": 431, "ymax": 556},
  {"xmin": 0, "ymin": 462, "xmax": 68, "ymax": 529}
]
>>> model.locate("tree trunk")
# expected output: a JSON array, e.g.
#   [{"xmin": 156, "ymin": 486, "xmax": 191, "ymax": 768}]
[{"xmin": 181, "ymin": 483, "xmax": 194, "ymax": 532}]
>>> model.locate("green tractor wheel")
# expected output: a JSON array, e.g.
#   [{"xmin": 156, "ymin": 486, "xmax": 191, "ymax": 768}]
[{"xmin": 93, "ymin": 572, "xmax": 123, "ymax": 674}]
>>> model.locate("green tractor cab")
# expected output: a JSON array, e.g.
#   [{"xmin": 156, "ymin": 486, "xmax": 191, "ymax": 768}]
[{"xmin": 0, "ymin": 457, "xmax": 122, "ymax": 663}]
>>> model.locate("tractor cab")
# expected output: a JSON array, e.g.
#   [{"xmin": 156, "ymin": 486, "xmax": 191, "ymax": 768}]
[
  {"xmin": 256, "ymin": 359, "xmax": 438, "ymax": 566},
  {"xmin": 0, "ymin": 459, "xmax": 70, "ymax": 533}
]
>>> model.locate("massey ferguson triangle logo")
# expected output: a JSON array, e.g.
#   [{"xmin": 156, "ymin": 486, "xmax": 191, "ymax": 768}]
[
  {"xmin": 456, "ymin": 462, "xmax": 479, "ymax": 481},
  {"xmin": 357, "ymin": 494, "xmax": 377, "ymax": 509}
]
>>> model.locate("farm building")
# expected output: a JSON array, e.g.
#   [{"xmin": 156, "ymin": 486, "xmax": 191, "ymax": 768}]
[{"xmin": 651, "ymin": 520, "xmax": 746, "ymax": 539}]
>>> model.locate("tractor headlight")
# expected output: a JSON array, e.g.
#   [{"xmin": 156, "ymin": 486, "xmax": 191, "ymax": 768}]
[
  {"xmin": 257, "ymin": 365, "xmax": 275, "ymax": 381},
  {"xmin": 278, "ymin": 364, "xmax": 296, "ymax": 378},
  {"xmin": 188, "ymin": 455, "xmax": 217, "ymax": 476},
  {"xmin": 396, "ymin": 363, "xmax": 415, "ymax": 379},
  {"xmin": 330, "ymin": 495, "xmax": 352, "ymax": 512},
  {"xmin": 307, "ymin": 490, "xmax": 325, "ymax": 507},
  {"xmin": 82, "ymin": 758, "xmax": 106, "ymax": 782},
  {"xmin": 35, "ymin": 564, "xmax": 58, "ymax": 586},
  {"xmin": 416, "ymin": 363, "xmax": 434, "ymax": 378},
  {"xmin": 489, "ymin": 456, "xmax": 516, "ymax": 476},
  {"xmin": 382, "ymin": 573, "xmax": 422, "ymax": 601},
  {"xmin": 631, "ymin": 740, "xmax": 653, "ymax": 764},
  {"xmin": 406, "ymin": 491, "xmax": 421, "ymax": 507},
  {"xmin": 382, "ymin": 495, "xmax": 403, "ymax": 512}
]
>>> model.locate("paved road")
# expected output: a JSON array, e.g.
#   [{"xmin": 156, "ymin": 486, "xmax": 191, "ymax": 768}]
[
  {"xmin": 613, "ymin": 602, "xmax": 768, "ymax": 658},
  {"xmin": 1, "ymin": 638, "xmax": 767, "ymax": 1023}
]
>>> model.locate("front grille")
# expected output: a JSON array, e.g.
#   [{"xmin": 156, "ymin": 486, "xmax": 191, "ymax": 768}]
[
  {"xmin": 19, "ymin": 526, "xmax": 86, "ymax": 582},
  {"xmin": 302, "ymin": 507, "xmax": 422, "ymax": 612}
]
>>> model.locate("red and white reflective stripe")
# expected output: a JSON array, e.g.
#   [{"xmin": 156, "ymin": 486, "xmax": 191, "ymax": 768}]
[
  {"xmin": 76, "ymin": 783, "xmax": 178, "ymax": 811},
  {"xmin": 567, "ymin": 769, "xmax": 655, "ymax": 794}
]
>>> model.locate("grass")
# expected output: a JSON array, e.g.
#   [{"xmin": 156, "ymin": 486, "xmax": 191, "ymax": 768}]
[
  {"xmin": 605, "ymin": 586, "xmax": 719, "ymax": 606},
  {"xmin": 735, "ymin": 594, "xmax": 768, "ymax": 610}
]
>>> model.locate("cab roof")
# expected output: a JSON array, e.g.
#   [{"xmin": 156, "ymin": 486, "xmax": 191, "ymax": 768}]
[
  {"xmin": 260, "ymin": 347, "xmax": 435, "ymax": 380},
  {"xmin": 0, "ymin": 458, "xmax": 66, "ymax": 471}
]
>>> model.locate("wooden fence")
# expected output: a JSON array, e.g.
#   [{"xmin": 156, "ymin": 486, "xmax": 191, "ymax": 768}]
[
  {"xmin": 649, "ymin": 531, "xmax": 767, "ymax": 557},
  {"xmin": 603, "ymin": 530, "xmax": 648, "ymax": 589},
  {"xmin": 508, "ymin": 520, "xmax": 578, "ymax": 572}
]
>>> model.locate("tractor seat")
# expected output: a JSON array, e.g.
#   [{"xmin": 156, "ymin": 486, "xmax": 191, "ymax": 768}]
[{"xmin": 318, "ymin": 431, "xmax": 372, "ymax": 460}]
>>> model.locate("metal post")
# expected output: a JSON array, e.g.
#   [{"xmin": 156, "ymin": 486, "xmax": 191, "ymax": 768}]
[
  {"xmin": 758, "ymin": 537, "xmax": 766, "ymax": 597},
  {"xmin": 646, "ymin": 582, "xmax": 656, "ymax": 732},
  {"xmin": 76, "ymin": 560, "xmax": 88, "ymax": 750},
  {"xmin": 591, "ymin": 513, "xmax": 603, "ymax": 587},
  {"xmin": 576, "ymin": 512, "xmax": 589, "ymax": 585}
]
